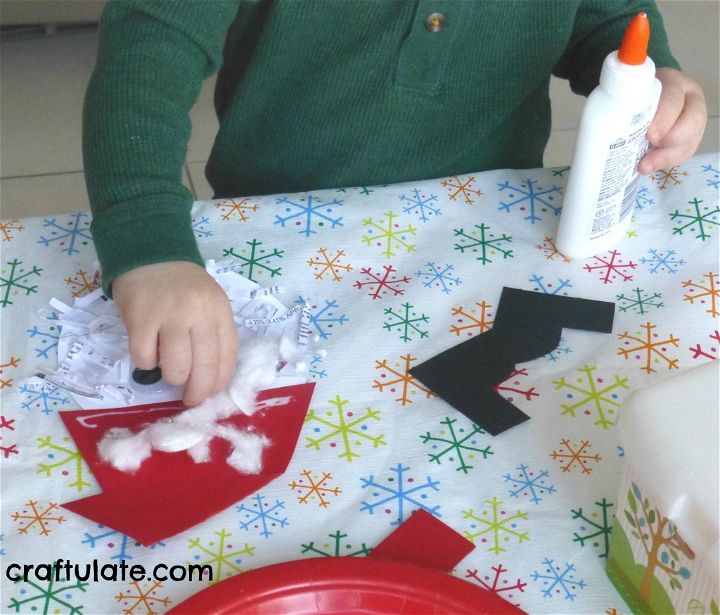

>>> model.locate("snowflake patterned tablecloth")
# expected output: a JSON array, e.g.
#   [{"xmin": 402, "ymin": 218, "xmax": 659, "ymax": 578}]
[{"xmin": 1, "ymin": 153, "xmax": 718, "ymax": 615}]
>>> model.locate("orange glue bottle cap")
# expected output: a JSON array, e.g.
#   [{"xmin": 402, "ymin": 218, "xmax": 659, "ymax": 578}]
[{"xmin": 618, "ymin": 12, "xmax": 650, "ymax": 65}]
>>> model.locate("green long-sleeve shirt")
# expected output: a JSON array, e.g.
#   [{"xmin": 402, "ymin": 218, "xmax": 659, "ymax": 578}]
[{"xmin": 83, "ymin": 0, "xmax": 679, "ymax": 294}]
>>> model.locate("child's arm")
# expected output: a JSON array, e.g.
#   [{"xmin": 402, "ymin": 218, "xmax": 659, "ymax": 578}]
[
  {"xmin": 84, "ymin": 2, "xmax": 241, "ymax": 404},
  {"xmin": 112, "ymin": 262, "xmax": 238, "ymax": 407}
]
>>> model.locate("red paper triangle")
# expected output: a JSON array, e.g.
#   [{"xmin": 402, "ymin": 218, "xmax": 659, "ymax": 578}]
[
  {"xmin": 60, "ymin": 383, "xmax": 315, "ymax": 545},
  {"xmin": 368, "ymin": 509, "xmax": 474, "ymax": 572}
]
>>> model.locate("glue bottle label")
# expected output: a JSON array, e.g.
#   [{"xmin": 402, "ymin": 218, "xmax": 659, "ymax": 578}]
[{"xmin": 590, "ymin": 110, "xmax": 652, "ymax": 240}]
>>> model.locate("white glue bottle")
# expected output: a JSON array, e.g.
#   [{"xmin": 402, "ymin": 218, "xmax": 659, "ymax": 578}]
[{"xmin": 555, "ymin": 13, "xmax": 661, "ymax": 259}]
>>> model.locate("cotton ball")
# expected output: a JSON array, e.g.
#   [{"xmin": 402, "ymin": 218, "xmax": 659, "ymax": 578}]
[
  {"xmin": 217, "ymin": 425, "xmax": 269, "ymax": 474},
  {"xmin": 278, "ymin": 336, "xmax": 298, "ymax": 361},
  {"xmin": 229, "ymin": 337, "xmax": 282, "ymax": 414},
  {"xmin": 181, "ymin": 390, "xmax": 238, "ymax": 424},
  {"xmin": 186, "ymin": 434, "xmax": 213, "ymax": 464},
  {"xmin": 98, "ymin": 427, "xmax": 152, "ymax": 472},
  {"xmin": 147, "ymin": 418, "xmax": 205, "ymax": 453}
]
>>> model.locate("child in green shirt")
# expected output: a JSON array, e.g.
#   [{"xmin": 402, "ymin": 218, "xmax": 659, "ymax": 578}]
[{"xmin": 84, "ymin": 0, "xmax": 707, "ymax": 406}]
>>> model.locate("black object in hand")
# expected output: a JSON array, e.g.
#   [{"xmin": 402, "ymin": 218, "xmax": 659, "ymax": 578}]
[{"xmin": 132, "ymin": 366, "xmax": 163, "ymax": 385}]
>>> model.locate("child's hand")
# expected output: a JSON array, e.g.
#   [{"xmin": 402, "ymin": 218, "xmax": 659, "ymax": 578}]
[
  {"xmin": 112, "ymin": 262, "xmax": 239, "ymax": 407},
  {"xmin": 638, "ymin": 67, "xmax": 707, "ymax": 175}
]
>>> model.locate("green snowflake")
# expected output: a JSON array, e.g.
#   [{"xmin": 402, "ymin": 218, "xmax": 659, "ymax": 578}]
[
  {"xmin": 553, "ymin": 365, "xmax": 629, "ymax": 429},
  {"xmin": 462, "ymin": 497, "xmax": 529, "ymax": 554},
  {"xmin": 305, "ymin": 396, "xmax": 386, "ymax": 462},
  {"xmin": 300, "ymin": 530, "xmax": 372, "ymax": 557},
  {"xmin": 188, "ymin": 529, "xmax": 255, "ymax": 584},
  {"xmin": 37, "ymin": 436, "xmax": 92, "ymax": 492}
]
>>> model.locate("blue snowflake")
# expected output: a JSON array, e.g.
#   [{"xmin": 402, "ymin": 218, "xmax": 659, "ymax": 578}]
[
  {"xmin": 298, "ymin": 298, "xmax": 349, "ymax": 340},
  {"xmin": 531, "ymin": 558, "xmax": 586, "ymax": 601},
  {"xmin": 223, "ymin": 239, "xmax": 283, "ymax": 281},
  {"xmin": 26, "ymin": 312, "xmax": 61, "ymax": 360},
  {"xmin": 529, "ymin": 275, "xmax": 572, "ymax": 295},
  {"xmin": 503, "ymin": 464, "xmax": 556, "ymax": 505},
  {"xmin": 236, "ymin": 494, "xmax": 288, "ymax": 539},
  {"xmin": 702, "ymin": 162, "xmax": 719, "ymax": 189},
  {"xmin": 634, "ymin": 185, "xmax": 655, "ymax": 211},
  {"xmin": 415, "ymin": 262, "xmax": 462, "ymax": 294},
  {"xmin": 360, "ymin": 463, "xmax": 440, "ymax": 526},
  {"xmin": 81, "ymin": 524, "xmax": 165, "ymax": 561},
  {"xmin": 545, "ymin": 337, "xmax": 572, "ymax": 362},
  {"xmin": 640, "ymin": 249, "xmax": 686, "ymax": 274},
  {"xmin": 399, "ymin": 188, "xmax": 441, "ymax": 222},
  {"xmin": 497, "ymin": 179, "xmax": 562, "ymax": 223},
  {"xmin": 0, "ymin": 532, "xmax": 5, "ymax": 556},
  {"xmin": 309, "ymin": 354, "xmax": 327, "ymax": 379},
  {"xmin": 274, "ymin": 195, "xmax": 344, "ymax": 237},
  {"xmin": 20, "ymin": 383, "xmax": 69, "ymax": 414},
  {"xmin": 192, "ymin": 216, "xmax": 213, "ymax": 238},
  {"xmin": 37, "ymin": 213, "xmax": 92, "ymax": 255}
]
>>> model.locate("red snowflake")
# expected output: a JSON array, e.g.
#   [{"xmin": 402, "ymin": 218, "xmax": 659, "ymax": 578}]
[
  {"xmin": 689, "ymin": 330, "xmax": 719, "ymax": 360},
  {"xmin": 494, "ymin": 368, "xmax": 539, "ymax": 403},
  {"xmin": 465, "ymin": 565, "xmax": 527, "ymax": 606},
  {"xmin": 1, "ymin": 415, "xmax": 19, "ymax": 458},
  {"xmin": 583, "ymin": 250, "xmax": 637, "ymax": 284},
  {"xmin": 353, "ymin": 265, "xmax": 411, "ymax": 299}
]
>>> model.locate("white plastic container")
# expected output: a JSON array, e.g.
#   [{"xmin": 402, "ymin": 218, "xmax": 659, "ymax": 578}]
[
  {"xmin": 607, "ymin": 361, "xmax": 719, "ymax": 614},
  {"xmin": 556, "ymin": 13, "xmax": 662, "ymax": 259}
]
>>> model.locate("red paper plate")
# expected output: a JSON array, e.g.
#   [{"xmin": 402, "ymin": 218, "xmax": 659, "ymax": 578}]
[{"xmin": 168, "ymin": 557, "xmax": 526, "ymax": 614}]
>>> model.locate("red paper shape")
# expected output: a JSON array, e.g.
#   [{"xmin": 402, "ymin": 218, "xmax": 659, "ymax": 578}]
[
  {"xmin": 168, "ymin": 509, "xmax": 525, "ymax": 614},
  {"xmin": 60, "ymin": 383, "xmax": 315, "ymax": 546},
  {"xmin": 368, "ymin": 509, "xmax": 474, "ymax": 572}
]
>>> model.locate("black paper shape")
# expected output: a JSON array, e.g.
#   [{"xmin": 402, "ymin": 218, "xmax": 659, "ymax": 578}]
[{"xmin": 410, "ymin": 288, "xmax": 614, "ymax": 435}]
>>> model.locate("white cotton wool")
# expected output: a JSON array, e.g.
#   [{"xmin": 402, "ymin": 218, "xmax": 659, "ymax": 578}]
[
  {"xmin": 146, "ymin": 419, "xmax": 205, "ymax": 453},
  {"xmin": 216, "ymin": 425, "xmax": 269, "ymax": 474},
  {"xmin": 98, "ymin": 334, "xmax": 291, "ymax": 473},
  {"xmin": 228, "ymin": 337, "xmax": 286, "ymax": 415},
  {"xmin": 98, "ymin": 428, "xmax": 152, "ymax": 473}
]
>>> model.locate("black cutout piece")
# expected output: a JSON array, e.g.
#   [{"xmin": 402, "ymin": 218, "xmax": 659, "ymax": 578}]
[
  {"xmin": 410, "ymin": 288, "xmax": 614, "ymax": 436},
  {"xmin": 132, "ymin": 366, "xmax": 163, "ymax": 386}
]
